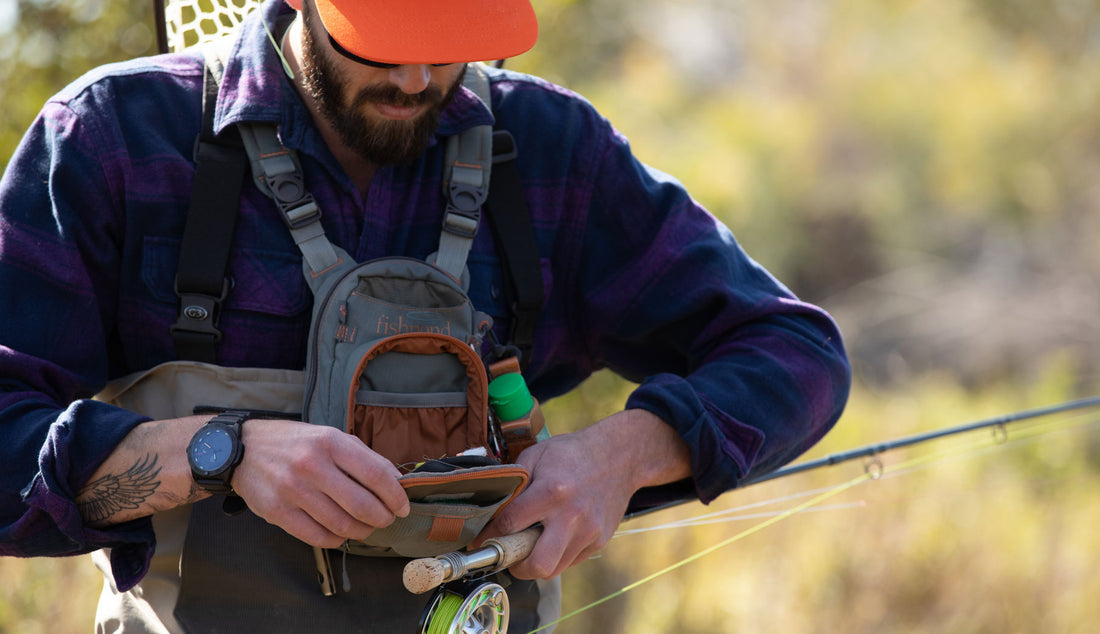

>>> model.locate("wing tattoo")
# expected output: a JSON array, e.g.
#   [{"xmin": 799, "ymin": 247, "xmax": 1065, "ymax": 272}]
[{"xmin": 77, "ymin": 454, "xmax": 163, "ymax": 525}]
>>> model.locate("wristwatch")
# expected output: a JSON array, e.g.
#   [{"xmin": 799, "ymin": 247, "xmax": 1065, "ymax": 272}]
[{"xmin": 187, "ymin": 410, "xmax": 249, "ymax": 494}]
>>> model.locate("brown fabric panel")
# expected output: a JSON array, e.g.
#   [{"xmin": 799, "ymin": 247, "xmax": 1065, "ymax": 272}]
[
  {"xmin": 345, "ymin": 333, "xmax": 489, "ymax": 465},
  {"xmin": 427, "ymin": 515, "xmax": 466, "ymax": 543},
  {"xmin": 350, "ymin": 404, "xmax": 471, "ymax": 466}
]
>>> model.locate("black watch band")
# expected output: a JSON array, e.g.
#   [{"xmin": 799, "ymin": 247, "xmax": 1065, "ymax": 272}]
[{"xmin": 187, "ymin": 409, "xmax": 250, "ymax": 495}]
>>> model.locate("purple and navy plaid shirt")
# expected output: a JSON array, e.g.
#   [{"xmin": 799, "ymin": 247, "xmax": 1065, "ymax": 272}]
[{"xmin": 0, "ymin": 0, "xmax": 848, "ymax": 589}]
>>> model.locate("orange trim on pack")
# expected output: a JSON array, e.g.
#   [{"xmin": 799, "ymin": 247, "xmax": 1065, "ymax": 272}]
[
  {"xmin": 346, "ymin": 332, "xmax": 490, "ymax": 463},
  {"xmin": 400, "ymin": 465, "xmax": 530, "ymax": 520}
]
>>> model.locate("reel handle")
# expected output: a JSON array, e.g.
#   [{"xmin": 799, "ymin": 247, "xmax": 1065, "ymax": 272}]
[{"xmin": 403, "ymin": 525, "xmax": 543, "ymax": 594}]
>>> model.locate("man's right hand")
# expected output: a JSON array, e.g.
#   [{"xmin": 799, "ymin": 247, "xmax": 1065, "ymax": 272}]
[
  {"xmin": 232, "ymin": 419, "xmax": 410, "ymax": 547},
  {"xmin": 76, "ymin": 416, "xmax": 410, "ymax": 547}
]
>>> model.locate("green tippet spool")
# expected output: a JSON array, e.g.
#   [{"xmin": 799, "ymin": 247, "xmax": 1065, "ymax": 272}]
[
  {"xmin": 488, "ymin": 373, "xmax": 534, "ymax": 422},
  {"xmin": 487, "ymin": 373, "xmax": 550, "ymax": 463},
  {"xmin": 419, "ymin": 582, "xmax": 509, "ymax": 634}
]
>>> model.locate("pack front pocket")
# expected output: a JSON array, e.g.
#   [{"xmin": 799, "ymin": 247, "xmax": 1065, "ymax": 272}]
[
  {"xmin": 346, "ymin": 333, "xmax": 489, "ymax": 467},
  {"xmin": 343, "ymin": 463, "xmax": 529, "ymax": 558}
]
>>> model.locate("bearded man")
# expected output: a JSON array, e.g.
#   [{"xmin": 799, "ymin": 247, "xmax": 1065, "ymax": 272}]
[{"xmin": 0, "ymin": 1, "xmax": 851, "ymax": 631}]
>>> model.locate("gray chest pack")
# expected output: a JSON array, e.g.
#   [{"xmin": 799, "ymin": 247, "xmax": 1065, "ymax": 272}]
[{"xmin": 170, "ymin": 43, "xmax": 544, "ymax": 560}]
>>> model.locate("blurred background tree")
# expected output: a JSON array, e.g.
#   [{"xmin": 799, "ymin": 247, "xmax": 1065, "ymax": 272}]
[
  {"xmin": 510, "ymin": 0, "xmax": 1100, "ymax": 391},
  {"xmin": 0, "ymin": 0, "xmax": 156, "ymax": 154},
  {"xmin": 2, "ymin": 0, "xmax": 1100, "ymax": 632}
]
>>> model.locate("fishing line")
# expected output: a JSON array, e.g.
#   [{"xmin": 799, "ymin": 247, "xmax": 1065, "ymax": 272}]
[
  {"xmin": 524, "ymin": 402, "xmax": 1100, "ymax": 634},
  {"xmin": 613, "ymin": 501, "xmax": 866, "ymax": 536},
  {"xmin": 420, "ymin": 581, "xmax": 510, "ymax": 634},
  {"xmin": 871, "ymin": 407, "xmax": 1100, "ymax": 484},
  {"xmin": 524, "ymin": 473, "xmax": 871, "ymax": 634},
  {"xmin": 620, "ymin": 405, "xmax": 1100, "ymax": 537},
  {"xmin": 622, "ymin": 482, "xmax": 861, "ymax": 531},
  {"xmin": 424, "ymin": 593, "xmax": 465, "ymax": 634},
  {"xmin": 614, "ymin": 479, "xmax": 878, "ymax": 536}
]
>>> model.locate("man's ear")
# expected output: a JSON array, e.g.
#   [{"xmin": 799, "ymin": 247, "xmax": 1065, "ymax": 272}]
[{"xmin": 285, "ymin": 0, "xmax": 303, "ymax": 10}]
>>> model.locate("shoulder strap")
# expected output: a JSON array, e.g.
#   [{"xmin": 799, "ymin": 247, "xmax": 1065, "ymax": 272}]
[
  {"xmin": 208, "ymin": 38, "xmax": 344, "ymax": 279},
  {"xmin": 485, "ymin": 130, "xmax": 543, "ymax": 368},
  {"xmin": 170, "ymin": 47, "xmax": 248, "ymax": 363},
  {"xmin": 175, "ymin": 51, "xmax": 541, "ymax": 363},
  {"xmin": 435, "ymin": 65, "xmax": 493, "ymax": 281},
  {"xmin": 443, "ymin": 65, "xmax": 542, "ymax": 367},
  {"xmin": 235, "ymin": 122, "xmax": 342, "ymax": 277}
]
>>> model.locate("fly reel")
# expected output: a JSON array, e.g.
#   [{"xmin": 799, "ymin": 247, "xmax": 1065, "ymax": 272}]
[{"xmin": 418, "ymin": 580, "xmax": 510, "ymax": 634}]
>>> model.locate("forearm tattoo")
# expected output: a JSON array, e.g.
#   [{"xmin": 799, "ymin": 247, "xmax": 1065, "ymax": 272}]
[{"xmin": 77, "ymin": 453, "xmax": 163, "ymax": 525}]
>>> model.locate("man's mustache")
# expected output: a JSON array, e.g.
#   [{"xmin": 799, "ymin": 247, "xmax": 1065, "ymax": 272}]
[{"xmin": 352, "ymin": 84, "xmax": 443, "ymax": 110}]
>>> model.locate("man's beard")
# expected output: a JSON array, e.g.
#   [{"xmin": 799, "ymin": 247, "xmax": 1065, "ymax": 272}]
[{"xmin": 298, "ymin": 10, "xmax": 465, "ymax": 166}]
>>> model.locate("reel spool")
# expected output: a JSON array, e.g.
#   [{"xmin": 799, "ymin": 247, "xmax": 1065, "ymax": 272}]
[{"xmin": 418, "ymin": 581, "xmax": 510, "ymax": 634}]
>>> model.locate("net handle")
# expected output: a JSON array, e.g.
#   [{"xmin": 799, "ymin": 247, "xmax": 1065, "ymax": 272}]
[{"xmin": 154, "ymin": 0, "xmax": 169, "ymax": 54}]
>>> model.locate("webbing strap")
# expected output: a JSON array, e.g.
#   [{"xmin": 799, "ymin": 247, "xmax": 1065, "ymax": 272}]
[
  {"xmin": 436, "ymin": 66, "xmax": 493, "ymax": 280},
  {"xmin": 170, "ymin": 53, "xmax": 247, "ymax": 363},
  {"xmin": 236, "ymin": 124, "xmax": 340, "ymax": 275},
  {"xmin": 177, "ymin": 47, "xmax": 540, "ymax": 362},
  {"xmin": 486, "ymin": 130, "xmax": 543, "ymax": 368}
]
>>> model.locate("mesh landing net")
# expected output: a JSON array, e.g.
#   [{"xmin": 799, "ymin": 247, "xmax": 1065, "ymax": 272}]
[{"xmin": 160, "ymin": 0, "xmax": 263, "ymax": 52}]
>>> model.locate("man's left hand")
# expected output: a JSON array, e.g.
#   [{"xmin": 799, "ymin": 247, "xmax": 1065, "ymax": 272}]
[{"xmin": 477, "ymin": 408, "xmax": 691, "ymax": 579}]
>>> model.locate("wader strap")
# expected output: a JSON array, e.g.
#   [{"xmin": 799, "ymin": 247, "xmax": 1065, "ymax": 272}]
[
  {"xmin": 436, "ymin": 66, "xmax": 493, "ymax": 280},
  {"xmin": 170, "ymin": 52, "xmax": 247, "ymax": 363},
  {"xmin": 486, "ymin": 130, "xmax": 543, "ymax": 368}
]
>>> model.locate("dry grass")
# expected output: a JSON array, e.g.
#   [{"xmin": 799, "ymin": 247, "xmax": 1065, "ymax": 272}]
[{"xmin": 0, "ymin": 555, "xmax": 101, "ymax": 633}]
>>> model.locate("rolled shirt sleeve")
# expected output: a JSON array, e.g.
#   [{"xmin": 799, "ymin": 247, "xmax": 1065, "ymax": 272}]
[
  {"xmin": 0, "ymin": 93, "xmax": 156, "ymax": 589},
  {"xmin": 570, "ymin": 120, "xmax": 850, "ymax": 507}
]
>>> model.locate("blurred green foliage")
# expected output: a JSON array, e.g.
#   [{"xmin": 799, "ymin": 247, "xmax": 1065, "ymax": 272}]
[
  {"xmin": 2, "ymin": 0, "xmax": 1100, "ymax": 632},
  {"xmin": 0, "ymin": 0, "xmax": 157, "ymax": 160},
  {"xmin": 515, "ymin": 0, "xmax": 1100, "ymax": 294}
]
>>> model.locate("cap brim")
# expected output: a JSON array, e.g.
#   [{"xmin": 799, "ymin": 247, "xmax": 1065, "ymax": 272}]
[{"xmin": 314, "ymin": 0, "xmax": 538, "ymax": 65}]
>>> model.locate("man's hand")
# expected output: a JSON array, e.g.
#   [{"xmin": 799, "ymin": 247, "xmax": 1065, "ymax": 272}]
[
  {"xmin": 477, "ymin": 408, "xmax": 691, "ymax": 579},
  {"xmin": 77, "ymin": 416, "xmax": 410, "ymax": 547},
  {"xmin": 232, "ymin": 419, "xmax": 410, "ymax": 547}
]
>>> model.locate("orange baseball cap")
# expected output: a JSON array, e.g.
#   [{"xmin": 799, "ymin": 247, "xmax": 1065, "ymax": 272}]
[{"xmin": 289, "ymin": 0, "xmax": 539, "ymax": 65}]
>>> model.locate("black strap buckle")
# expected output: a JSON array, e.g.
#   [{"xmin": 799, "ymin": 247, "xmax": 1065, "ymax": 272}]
[
  {"xmin": 268, "ymin": 171, "xmax": 322, "ymax": 230},
  {"xmin": 447, "ymin": 177, "xmax": 488, "ymax": 213},
  {"xmin": 171, "ymin": 277, "xmax": 230, "ymax": 348}
]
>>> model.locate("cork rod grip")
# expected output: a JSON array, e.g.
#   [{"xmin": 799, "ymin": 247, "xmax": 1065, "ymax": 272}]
[
  {"xmin": 485, "ymin": 525, "xmax": 543, "ymax": 571},
  {"xmin": 401, "ymin": 525, "xmax": 544, "ymax": 594}
]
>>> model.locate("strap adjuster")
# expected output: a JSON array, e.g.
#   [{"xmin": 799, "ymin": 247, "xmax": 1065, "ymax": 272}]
[{"xmin": 442, "ymin": 206, "xmax": 480, "ymax": 239}]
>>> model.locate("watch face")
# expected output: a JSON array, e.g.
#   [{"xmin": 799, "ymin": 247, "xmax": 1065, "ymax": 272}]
[{"xmin": 190, "ymin": 426, "xmax": 235, "ymax": 474}]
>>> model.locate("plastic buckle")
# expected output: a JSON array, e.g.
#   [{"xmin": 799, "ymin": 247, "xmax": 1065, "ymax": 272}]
[
  {"xmin": 268, "ymin": 172, "xmax": 322, "ymax": 229},
  {"xmin": 170, "ymin": 277, "xmax": 230, "ymax": 342},
  {"xmin": 442, "ymin": 204, "xmax": 480, "ymax": 239},
  {"xmin": 447, "ymin": 166, "xmax": 489, "ymax": 213}
]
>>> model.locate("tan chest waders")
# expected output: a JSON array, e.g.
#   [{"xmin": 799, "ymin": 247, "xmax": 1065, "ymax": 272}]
[{"xmin": 91, "ymin": 35, "xmax": 558, "ymax": 634}]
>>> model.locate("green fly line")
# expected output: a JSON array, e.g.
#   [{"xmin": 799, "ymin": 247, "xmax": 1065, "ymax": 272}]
[{"xmin": 424, "ymin": 593, "xmax": 465, "ymax": 634}]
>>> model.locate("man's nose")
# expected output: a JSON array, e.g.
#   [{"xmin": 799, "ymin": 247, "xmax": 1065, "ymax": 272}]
[{"xmin": 388, "ymin": 65, "xmax": 432, "ymax": 94}]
